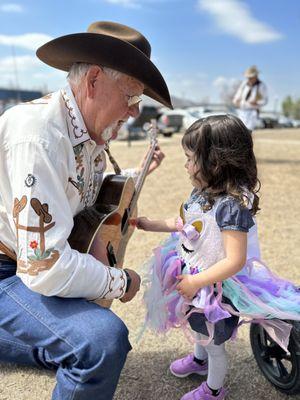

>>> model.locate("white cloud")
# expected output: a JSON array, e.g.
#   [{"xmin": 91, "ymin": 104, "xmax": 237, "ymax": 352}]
[
  {"xmin": 0, "ymin": 3, "xmax": 23, "ymax": 12},
  {"xmin": 0, "ymin": 55, "xmax": 39, "ymax": 72},
  {"xmin": 212, "ymin": 75, "xmax": 241, "ymax": 103},
  {"xmin": 0, "ymin": 33, "xmax": 53, "ymax": 51},
  {"xmin": 197, "ymin": 0, "xmax": 283, "ymax": 44},
  {"xmin": 103, "ymin": 0, "xmax": 140, "ymax": 8},
  {"xmin": 166, "ymin": 72, "xmax": 211, "ymax": 102},
  {"xmin": 213, "ymin": 76, "xmax": 239, "ymax": 89},
  {"xmin": 0, "ymin": 55, "xmax": 66, "ymax": 91}
]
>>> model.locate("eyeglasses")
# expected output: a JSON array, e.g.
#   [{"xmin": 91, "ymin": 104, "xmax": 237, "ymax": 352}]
[
  {"xmin": 101, "ymin": 67, "xmax": 143, "ymax": 107},
  {"xmin": 127, "ymin": 94, "xmax": 142, "ymax": 107}
]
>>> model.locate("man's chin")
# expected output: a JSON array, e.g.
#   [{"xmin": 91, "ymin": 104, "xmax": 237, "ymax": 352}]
[
  {"xmin": 98, "ymin": 121, "xmax": 124, "ymax": 143},
  {"xmin": 100, "ymin": 125, "xmax": 115, "ymax": 142},
  {"xmin": 111, "ymin": 121, "xmax": 126, "ymax": 140}
]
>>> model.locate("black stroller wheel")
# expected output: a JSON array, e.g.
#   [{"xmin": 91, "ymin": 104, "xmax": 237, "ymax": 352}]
[{"xmin": 250, "ymin": 322, "xmax": 300, "ymax": 395}]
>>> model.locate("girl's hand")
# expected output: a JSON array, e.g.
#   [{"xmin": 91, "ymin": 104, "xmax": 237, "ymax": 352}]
[
  {"xmin": 176, "ymin": 274, "xmax": 200, "ymax": 299},
  {"xmin": 130, "ymin": 216, "xmax": 176, "ymax": 233},
  {"xmin": 131, "ymin": 216, "xmax": 151, "ymax": 231}
]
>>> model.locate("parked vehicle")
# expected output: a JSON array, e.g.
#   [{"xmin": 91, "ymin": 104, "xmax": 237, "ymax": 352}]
[
  {"xmin": 128, "ymin": 105, "xmax": 159, "ymax": 133},
  {"xmin": 278, "ymin": 115, "xmax": 294, "ymax": 128},
  {"xmin": 292, "ymin": 119, "xmax": 300, "ymax": 128},
  {"xmin": 258, "ymin": 116, "xmax": 280, "ymax": 129},
  {"xmin": 117, "ymin": 105, "xmax": 160, "ymax": 140},
  {"xmin": 157, "ymin": 108, "xmax": 197, "ymax": 136}
]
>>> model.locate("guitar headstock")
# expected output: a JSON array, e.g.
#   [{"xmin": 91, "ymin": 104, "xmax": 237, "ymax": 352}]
[
  {"xmin": 135, "ymin": 119, "xmax": 159, "ymax": 195},
  {"xmin": 143, "ymin": 119, "xmax": 158, "ymax": 146}
]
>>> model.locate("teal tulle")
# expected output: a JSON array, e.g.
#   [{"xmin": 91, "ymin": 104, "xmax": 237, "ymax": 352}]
[
  {"xmin": 222, "ymin": 260, "xmax": 300, "ymax": 320},
  {"xmin": 142, "ymin": 233, "xmax": 300, "ymax": 350}
]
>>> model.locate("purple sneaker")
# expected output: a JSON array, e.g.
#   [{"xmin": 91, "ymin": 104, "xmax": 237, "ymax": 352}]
[
  {"xmin": 181, "ymin": 381, "xmax": 227, "ymax": 400},
  {"xmin": 170, "ymin": 353, "xmax": 208, "ymax": 378}
]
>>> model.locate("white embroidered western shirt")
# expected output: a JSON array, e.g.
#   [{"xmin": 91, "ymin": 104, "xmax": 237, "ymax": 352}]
[{"xmin": 0, "ymin": 84, "xmax": 137, "ymax": 300}]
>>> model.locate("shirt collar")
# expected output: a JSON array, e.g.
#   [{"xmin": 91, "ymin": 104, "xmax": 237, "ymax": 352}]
[{"xmin": 61, "ymin": 83, "xmax": 91, "ymax": 147}]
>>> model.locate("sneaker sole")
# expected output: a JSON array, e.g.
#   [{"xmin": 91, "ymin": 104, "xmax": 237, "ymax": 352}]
[{"xmin": 169, "ymin": 366, "xmax": 208, "ymax": 378}]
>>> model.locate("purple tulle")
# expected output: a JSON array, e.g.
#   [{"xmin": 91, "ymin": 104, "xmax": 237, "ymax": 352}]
[{"xmin": 143, "ymin": 237, "xmax": 300, "ymax": 351}]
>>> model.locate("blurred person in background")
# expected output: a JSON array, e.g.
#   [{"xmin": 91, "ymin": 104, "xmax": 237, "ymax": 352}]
[{"xmin": 233, "ymin": 65, "xmax": 268, "ymax": 131}]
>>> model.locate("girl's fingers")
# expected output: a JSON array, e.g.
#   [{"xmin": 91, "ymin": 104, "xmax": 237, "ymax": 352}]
[{"xmin": 129, "ymin": 218, "xmax": 137, "ymax": 226}]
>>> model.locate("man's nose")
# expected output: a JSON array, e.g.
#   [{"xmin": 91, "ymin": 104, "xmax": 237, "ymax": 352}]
[{"xmin": 128, "ymin": 103, "xmax": 140, "ymax": 118}]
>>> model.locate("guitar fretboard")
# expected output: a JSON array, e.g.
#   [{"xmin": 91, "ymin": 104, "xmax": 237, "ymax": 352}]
[{"xmin": 130, "ymin": 119, "xmax": 158, "ymax": 212}]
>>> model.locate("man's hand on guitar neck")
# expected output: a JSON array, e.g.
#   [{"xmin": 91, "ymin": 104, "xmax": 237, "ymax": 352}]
[
  {"xmin": 120, "ymin": 269, "xmax": 141, "ymax": 303},
  {"xmin": 138, "ymin": 145, "xmax": 165, "ymax": 176}
]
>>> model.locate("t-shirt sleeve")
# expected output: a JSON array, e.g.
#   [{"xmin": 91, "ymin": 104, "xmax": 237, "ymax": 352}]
[{"xmin": 215, "ymin": 199, "xmax": 255, "ymax": 233}]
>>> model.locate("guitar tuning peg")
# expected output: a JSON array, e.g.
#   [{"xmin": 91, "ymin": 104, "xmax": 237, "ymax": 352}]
[
  {"xmin": 142, "ymin": 122, "xmax": 152, "ymax": 132},
  {"xmin": 150, "ymin": 118, "xmax": 157, "ymax": 127}
]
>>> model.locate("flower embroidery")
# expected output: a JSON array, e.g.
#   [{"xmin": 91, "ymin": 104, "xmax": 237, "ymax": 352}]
[
  {"xmin": 74, "ymin": 145, "xmax": 84, "ymax": 169},
  {"xmin": 30, "ymin": 240, "xmax": 38, "ymax": 249},
  {"xmin": 77, "ymin": 169, "xmax": 85, "ymax": 201},
  {"xmin": 75, "ymin": 153, "xmax": 84, "ymax": 169},
  {"xmin": 94, "ymin": 154, "xmax": 103, "ymax": 167},
  {"xmin": 13, "ymin": 196, "xmax": 60, "ymax": 276},
  {"xmin": 28, "ymin": 239, "xmax": 55, "ymax": 261},
  {"xmin": 73, "ymin": 145, "xmax": 85, "ymax": 202}
]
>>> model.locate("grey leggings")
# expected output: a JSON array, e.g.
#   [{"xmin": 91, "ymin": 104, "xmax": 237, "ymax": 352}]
[{"xmin": 194, "ymin": 333, "xmax": 228, "ymax": 390}]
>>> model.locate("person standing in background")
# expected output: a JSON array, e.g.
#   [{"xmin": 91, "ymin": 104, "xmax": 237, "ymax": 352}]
[{"xmin": 233, "ymin": 66, "xmax": 268, "ymax": 131}]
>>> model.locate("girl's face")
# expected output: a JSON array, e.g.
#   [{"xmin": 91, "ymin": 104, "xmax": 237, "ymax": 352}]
[{"xmin": 183, "ymin": 148, "xmax": 205, "ymax": 189}]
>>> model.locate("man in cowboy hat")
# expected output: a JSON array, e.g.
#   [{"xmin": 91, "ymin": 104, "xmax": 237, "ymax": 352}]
[
  {"xmin": 0, "ymin": 21, "xmax": 172, "ymax": 400},
  {"xmin": 233, "ymin": 65, "xmax": 268, "ymax": 131}
]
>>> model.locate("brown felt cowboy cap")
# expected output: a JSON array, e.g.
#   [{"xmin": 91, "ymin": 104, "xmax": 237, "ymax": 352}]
[{"xmin": 36, "ymin": 21, "xmax": 173, "ymax": 108}]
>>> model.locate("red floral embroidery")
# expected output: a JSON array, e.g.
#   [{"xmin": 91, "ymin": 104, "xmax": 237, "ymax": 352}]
[
  {"xmin": 94, "ymin": 154, "xmax": 103, "ymax": 167},
  {"xmin": 30, "ymin": 240, "xmax": 38, "ymax": 249}
]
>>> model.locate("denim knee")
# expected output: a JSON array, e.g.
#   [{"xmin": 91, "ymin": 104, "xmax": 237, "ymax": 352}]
[{"xmin": 69, "ymin": 309, "xmax": 131, "ymax": 382}]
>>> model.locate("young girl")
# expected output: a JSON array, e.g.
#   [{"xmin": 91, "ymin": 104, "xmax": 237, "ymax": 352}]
[{"xmin": 135, "ymin": 114, "xmax": 300, "ymax": 400}]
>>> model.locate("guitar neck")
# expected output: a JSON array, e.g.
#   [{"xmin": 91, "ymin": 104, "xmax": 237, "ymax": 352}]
[{"xmin": 130, "ymin": 120, "xmax": 158, "ymax": 211}]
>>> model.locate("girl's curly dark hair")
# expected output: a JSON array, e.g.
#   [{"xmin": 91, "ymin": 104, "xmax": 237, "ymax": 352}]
[{"xmin": 182, "ymin": 114, "xmax": 260, "ymax": 214}]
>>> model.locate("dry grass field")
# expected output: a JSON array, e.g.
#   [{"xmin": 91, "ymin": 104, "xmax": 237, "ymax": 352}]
[{"xmin": 1, "ymin": 128, "xmax": 300, "ymax": 400}]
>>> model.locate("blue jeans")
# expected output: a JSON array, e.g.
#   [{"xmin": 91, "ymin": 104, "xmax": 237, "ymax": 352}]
[{"xmin": 0, "ymin": 258, "xmax": 132, "ymax": 400}]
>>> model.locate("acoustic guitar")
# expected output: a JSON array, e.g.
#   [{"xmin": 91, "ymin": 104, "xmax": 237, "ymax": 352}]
[{"xmin": 68, "ymin": 120, "xmax": 158, "ymax": 307}]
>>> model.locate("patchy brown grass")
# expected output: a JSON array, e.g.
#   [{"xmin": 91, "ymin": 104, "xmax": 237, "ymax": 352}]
[{"xmin": 1, "ymin": 129, "xmax": 300, "ymax": 400}]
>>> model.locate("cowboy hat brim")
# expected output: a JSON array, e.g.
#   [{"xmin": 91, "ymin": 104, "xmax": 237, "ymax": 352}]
[
  {"xmin": 36, "ymin": 33, "xmax": 173, "ymax": 109},
  {"xmin": 245, "ymin": 72, "xmax": 258, "ymax": 78}
]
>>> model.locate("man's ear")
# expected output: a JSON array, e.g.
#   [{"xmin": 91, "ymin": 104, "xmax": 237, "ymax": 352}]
[{"xmin": 86, "ymin": 65, "xmax": 103, "ymax": 98}]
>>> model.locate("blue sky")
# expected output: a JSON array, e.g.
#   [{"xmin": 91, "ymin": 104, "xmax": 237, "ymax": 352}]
[{"xmin": 0, "ymin": 0, "xmax": 299, "ymax": 111}]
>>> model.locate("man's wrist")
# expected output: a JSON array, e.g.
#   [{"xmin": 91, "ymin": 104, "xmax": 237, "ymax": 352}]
[{"xmin": 124, "ymin": 269, "xmax": 132, "ymax": 292}]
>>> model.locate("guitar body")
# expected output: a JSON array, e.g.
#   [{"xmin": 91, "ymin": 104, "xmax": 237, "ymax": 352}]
[
  {"xmin": 68, "ymin": 174, "xmax": 136, "ymax": 307},
  {"xmin": 69, "ymin": 119, "xmax": 158, "ymax": 308},
  {"xmin": 90, "ymin": 174, "xmax": 136, "ymax": 267}
]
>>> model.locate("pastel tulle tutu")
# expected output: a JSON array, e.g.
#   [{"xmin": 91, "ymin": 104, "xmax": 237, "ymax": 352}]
[{"xmin": 143, "ymin": 233, "xmax": 300, "ymax": 351}]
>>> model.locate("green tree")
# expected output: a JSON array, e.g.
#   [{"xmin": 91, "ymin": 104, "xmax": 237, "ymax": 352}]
[
  {"xmin": 293, "ymin": 99, "xmax": 300, "ymax": 120},
  {"xmin": 282, "ymin": 96, "xmax": 293, "ymax": 117}
]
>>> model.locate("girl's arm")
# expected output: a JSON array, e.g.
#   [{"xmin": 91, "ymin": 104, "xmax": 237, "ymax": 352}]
[
  {"xmin": 177, "ymin": 230, "xmax": 247, "ymax": 298},
  {"xmin": 134, "ymin": 216, "xmax": 178, "ymax": 232}
]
